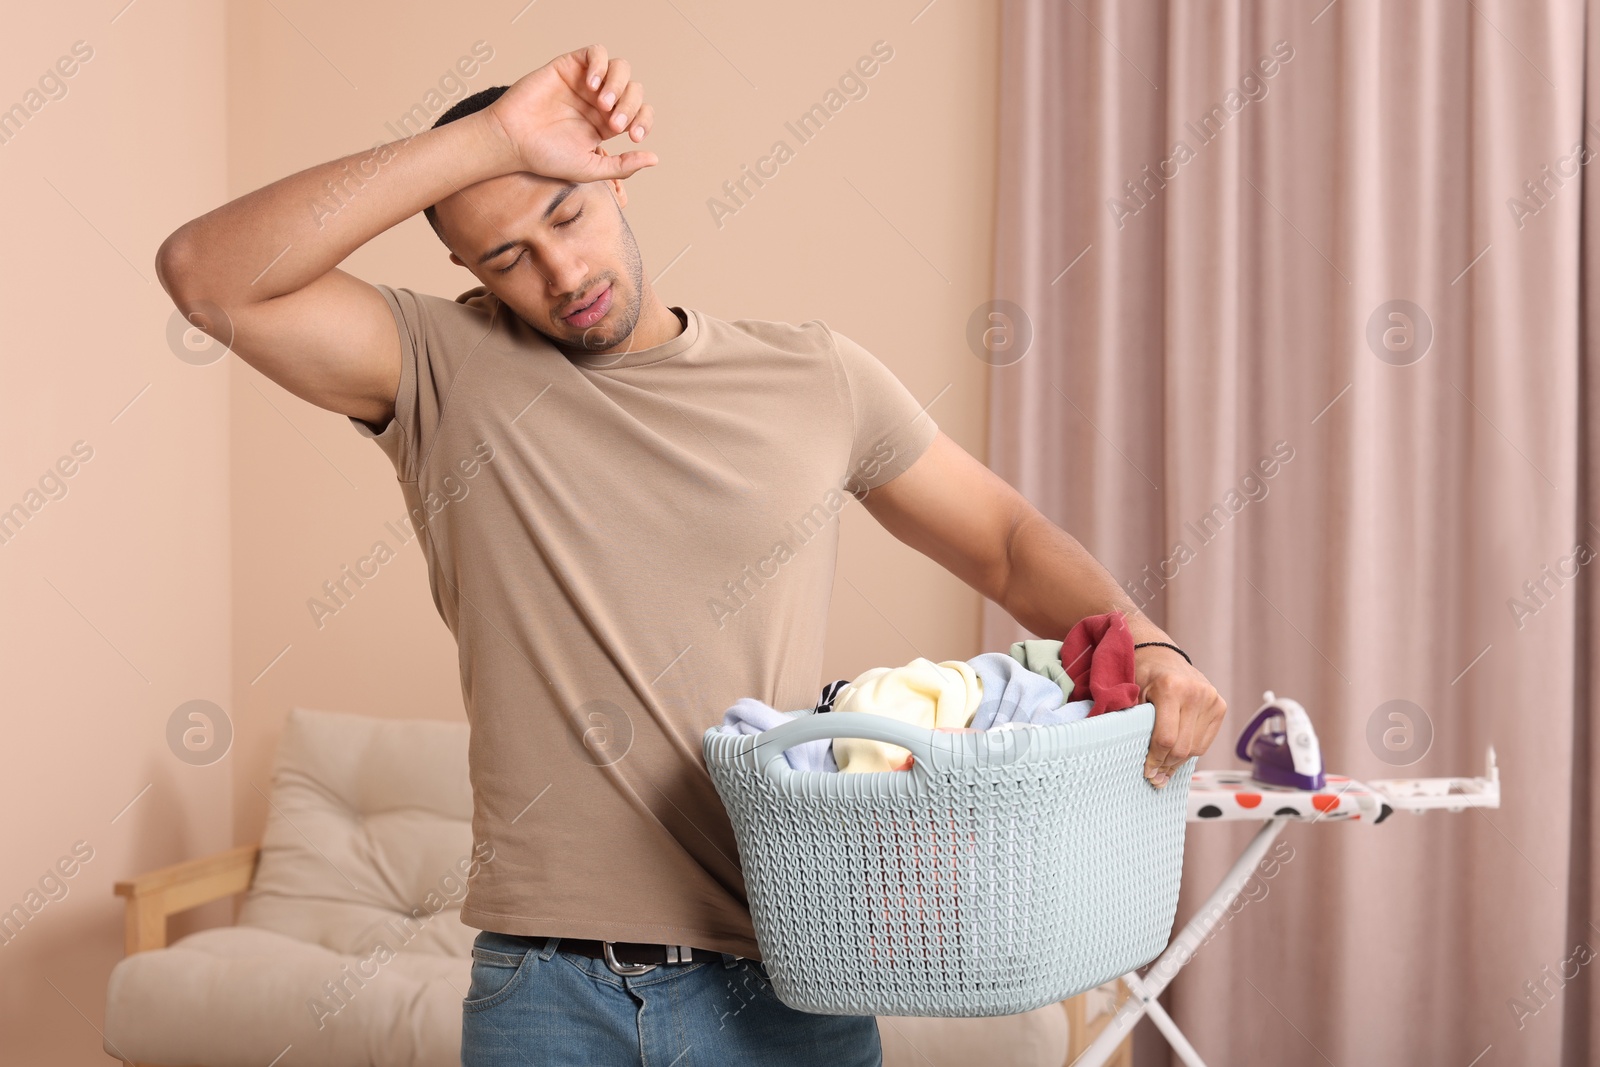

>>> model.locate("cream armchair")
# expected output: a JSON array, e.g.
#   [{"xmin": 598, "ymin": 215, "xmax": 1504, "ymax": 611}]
[{"xmin": 103, "ymin": 706, "xmax": 1132, "ymax": 1067}]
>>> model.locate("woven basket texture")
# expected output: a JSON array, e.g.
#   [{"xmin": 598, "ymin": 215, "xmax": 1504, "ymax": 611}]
[{"xmin": 702, "ymin": 702, "xmax": 1194, "ymax": 1017}]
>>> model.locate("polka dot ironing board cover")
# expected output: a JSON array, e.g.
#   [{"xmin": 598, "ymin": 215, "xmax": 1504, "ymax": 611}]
[{"xmin": 1188, "ymin": 770, "xmax": 1390, "ymax": 824}]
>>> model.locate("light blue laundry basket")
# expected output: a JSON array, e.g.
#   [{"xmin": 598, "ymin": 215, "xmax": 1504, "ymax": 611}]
[{"xmin": 701, "ymin": 703, "xmax": 1194, "ymax": 1018}]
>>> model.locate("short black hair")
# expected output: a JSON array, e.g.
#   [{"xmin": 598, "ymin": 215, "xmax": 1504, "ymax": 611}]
[{"xmin": 423, "ymin": 85, "xmax": 511, "ymax": 245}]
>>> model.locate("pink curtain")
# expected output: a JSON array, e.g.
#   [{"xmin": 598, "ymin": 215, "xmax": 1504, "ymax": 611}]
[{"xmin": 986, "ymin": 1, "xmax": 1597, "ymax": 1063}]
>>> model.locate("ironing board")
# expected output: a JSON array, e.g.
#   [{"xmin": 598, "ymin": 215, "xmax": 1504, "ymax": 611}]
[{"xmin": 1071, "ymin": 746, "xmax": 1502, "ymax": 1067}]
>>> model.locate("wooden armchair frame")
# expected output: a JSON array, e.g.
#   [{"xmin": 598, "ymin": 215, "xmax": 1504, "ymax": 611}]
[
  {"xmin": 111, "ymin": 843, "xmax": 1130, "ymax": 1067},
  {"xmin": 114, "ymin": 844, "xmax": 260, "ymax": 956},
  {"xmin": 1063, "ymin": 979, "xmax": 1134, "ymax": 1066},
  {"xmin": 111, "ymin": 844, "xmax": 260, "ymax": 1067}
]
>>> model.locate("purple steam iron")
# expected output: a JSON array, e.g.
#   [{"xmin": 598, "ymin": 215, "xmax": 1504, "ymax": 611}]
[{"xmin": 1235, "ymin": 690, "xmax": 1325, "ymax": 790}]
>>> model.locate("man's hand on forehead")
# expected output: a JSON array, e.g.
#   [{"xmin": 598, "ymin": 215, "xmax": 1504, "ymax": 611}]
[{"xmin": 486, "ymin": 44, "xmax": 658, "ymax": 186}]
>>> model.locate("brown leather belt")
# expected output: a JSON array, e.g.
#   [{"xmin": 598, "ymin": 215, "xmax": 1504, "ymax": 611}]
[{"xmin": 553, "ymin": 937, "xmax": 728, "ymax": 975}]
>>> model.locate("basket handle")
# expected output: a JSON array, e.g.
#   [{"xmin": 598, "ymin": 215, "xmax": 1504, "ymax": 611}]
[{"xmin": 749, "ymin": 711, "xmax": 956, "ymax": 779}]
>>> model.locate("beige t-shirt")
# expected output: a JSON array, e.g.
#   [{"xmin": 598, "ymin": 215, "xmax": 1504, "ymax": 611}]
[{"xmin": 349, "ymin": 283, "xmax": 938, "ymax": 958}]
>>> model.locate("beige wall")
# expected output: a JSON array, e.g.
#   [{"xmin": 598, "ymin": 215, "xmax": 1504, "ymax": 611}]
[
  {"xmin": 0, "ymin": 2, "xmax": 236, "ymax": 1062},
  {"xmin": 1, "ymin": 0, "xmax": 997, "ymax": 1061}
]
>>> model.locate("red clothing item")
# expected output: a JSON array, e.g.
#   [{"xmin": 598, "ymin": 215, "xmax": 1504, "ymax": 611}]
[{"xmin": 1060, "ymin": 612, "xmax": 1142, "ymax": 717}]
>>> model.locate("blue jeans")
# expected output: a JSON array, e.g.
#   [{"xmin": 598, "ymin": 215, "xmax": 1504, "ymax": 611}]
[{"xmin": 460, "ymin": 930, "xmax": 884, "ymax": 1066}]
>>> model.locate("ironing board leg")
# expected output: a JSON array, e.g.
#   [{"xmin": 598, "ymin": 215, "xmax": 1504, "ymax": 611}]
[
  {"xmin": 1068, "ymin": 818, "xmax": 1290, "ymax": 1067},
  {"xmin": 1123, "ymin": 973, "xmax": 1210, "ymax": 1067},
  {"xmin": 1136, "ymin": 818, "xmax": 1289, "ymax": 1003}
]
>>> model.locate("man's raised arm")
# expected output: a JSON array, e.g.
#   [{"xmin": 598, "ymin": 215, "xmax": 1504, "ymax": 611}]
[{"xmin": 152, "ymin": 44, "xmax": 657, "ymax": 427}]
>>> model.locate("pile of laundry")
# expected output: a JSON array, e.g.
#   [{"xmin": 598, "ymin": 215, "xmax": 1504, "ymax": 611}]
[{"xmin": 717, "ymin": 612, "xmax": 1143, "ymax": 773}]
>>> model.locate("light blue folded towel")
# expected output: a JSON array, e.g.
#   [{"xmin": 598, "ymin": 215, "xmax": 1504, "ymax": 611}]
[
  {"xmin": 966, "ymin": 652, "xmax": 1093, "ymax": 729},
  {"xmin": 718, "ymin": 699, "xmax": 839, "ymax": 773}
]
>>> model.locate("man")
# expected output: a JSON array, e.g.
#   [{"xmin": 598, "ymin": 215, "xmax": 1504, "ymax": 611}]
[{"xmin": 156, "ymin": 44, "xmax": 1226, "ymax": 1067}]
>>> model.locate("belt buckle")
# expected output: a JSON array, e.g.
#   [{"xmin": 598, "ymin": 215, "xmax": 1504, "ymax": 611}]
[{"xmin": 602, "ymin": 941, "xmax": 659, "ymax": 976}]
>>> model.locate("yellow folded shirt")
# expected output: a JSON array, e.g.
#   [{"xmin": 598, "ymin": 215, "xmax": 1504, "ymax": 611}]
[{"xmin": 831, "ymin": 657, "xmax": 983, "ymax": 772}]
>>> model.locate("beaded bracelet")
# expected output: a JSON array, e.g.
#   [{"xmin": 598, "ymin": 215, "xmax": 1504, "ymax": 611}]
[{"xmin": 1134, "ymin": 641, "xmax": 1193, "ymax": 666}]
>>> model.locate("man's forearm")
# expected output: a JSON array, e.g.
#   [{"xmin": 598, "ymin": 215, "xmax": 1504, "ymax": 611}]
[
  {"xmin": 994, "ymin": 501, "xmax": 1223, "ymax": 785},
  {"xmin": 999, "ymin": 507, "xmax": 1173, "ymax": 646},
  {"xmin": 156, "ymin": 110, "xmax": 514, "ymax": 304}
]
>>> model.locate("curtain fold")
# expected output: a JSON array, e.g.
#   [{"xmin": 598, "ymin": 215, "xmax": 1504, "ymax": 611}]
[
  {"xmin": 987, "ymin": 2, "xmax": 1594, "ymax": 1063},
  {"xmin": 1573, "ymin": 1, "xmax": 1600, "ymax": 1057}
]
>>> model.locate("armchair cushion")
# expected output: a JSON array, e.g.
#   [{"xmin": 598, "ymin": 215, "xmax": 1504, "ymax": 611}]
[
  {"xmin": 879, "ymin": 1007, "xmax": 1068, "ymax": 1065},
  {"xmin": 105, "ymin": 925, "xmax": 467, "ymax": 1066},
  {"xmin": 234, "ymin": 706, "xmax": 478, "ymax": 959}
]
